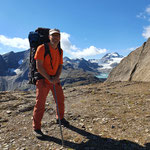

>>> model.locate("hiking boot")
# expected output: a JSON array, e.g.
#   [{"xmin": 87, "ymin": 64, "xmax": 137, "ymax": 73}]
[
  {"xmin": 33, "ymin": 129, "xmax": 44, "ymax": 138},
  {"xmin": 56, "ymin": 118, "xmax": 70, "ymax": 127}
]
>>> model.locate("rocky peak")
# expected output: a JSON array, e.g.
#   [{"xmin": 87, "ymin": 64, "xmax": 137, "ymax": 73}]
[
  {"xmin": 107, "ymin": 38, "xmax": 150, "ymax": 82},
  {"xmin": 63, "ymin": 56, "xmax": 71, "ymax": 62},
  {"xmin": 101, "ymin": 52, "xmax": 123, "ymax": 64},
  {"xmin": 102, "ymin": 52, "xmax": 123, "ymax": 59}
]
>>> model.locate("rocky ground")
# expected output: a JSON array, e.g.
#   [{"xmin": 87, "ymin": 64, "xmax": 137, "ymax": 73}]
[{"xmin": 1, "ymin": 81, "xmax": 150, "ymax": 150}]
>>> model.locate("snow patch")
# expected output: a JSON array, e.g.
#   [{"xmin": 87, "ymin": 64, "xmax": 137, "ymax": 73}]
[
  {"xmin": 108, "ymin": 57, "xmax": 123, "ymax": 64},
  {"xmin": 111, "ymin": 53, "xmax": 119, "ymax": 57},
  {"xmin": 8, "ymin": 68, "xmax": 22, "ymax": 75},
  {"xmin": 14, "ymin": 69, "xmax": 22, "ymax": 75},
  {"xmin": 66, "ymin": 61, "xmax": 71, "ymax": 63},
  {"xmin": 18, "ymin": 59, "xmax": 23, "ymax": 65},
  {"xmin": 89, "ymin": 59, "xmax": 100, "ymax": 63},
  {"xmin": 99, "ymin": 57, "xmax": 123, "ymax": 69},
  {"xmin": 101, "ymin": 63, "xmax": 112, "ymax": 69}
]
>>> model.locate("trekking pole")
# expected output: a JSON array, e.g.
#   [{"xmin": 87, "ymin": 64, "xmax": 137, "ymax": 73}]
[{"xmin": 53, "ymin": 84, "xmax": 64, "ymax": 147}]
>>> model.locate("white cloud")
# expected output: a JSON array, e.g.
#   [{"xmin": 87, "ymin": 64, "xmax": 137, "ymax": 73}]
[
  {"xmin": 137, "ymin": 5, "xmax": 150, "ymax": 20},
  {"xmin": 123, "ymin": 47, "xmax": 139, "ymax": 55},
  {"xmin": 142, "ymin": 26, "xmax": 150, "ymax": 38},
  {"xmin": 70, "ymin": 46, "xmax": 107, "ymax": 58},
  {"xmin": 0, "ymin": 35, "xmax": 29, "ymax": 49},
  {"xmin": 0, "ymin": 32, "xmax": 107, "ymax": 58},
  {"xmin": 61, "ymin": 32, "xmax": 78, "ymax": 52},
  {"xmin": 126, "ymin": 47, "xmax": 139, "ymax": 51},
  {"xmin": 61, "ymin": 32, "xmax": 107, "ymax": 58},
  {"xmin": 136, "ymin": 12, "xmax": 146, "ymax": 19},
  {"xmin": 137, "ymin": 5, "xmax": 150, "ymax": 39},
  {"xmin": 146, "ymin": 6, "xmax": 150, "ymax": 15},
  {"xmin": 128, "ymin": 47, "xmax": 136, "ymax": 51}
]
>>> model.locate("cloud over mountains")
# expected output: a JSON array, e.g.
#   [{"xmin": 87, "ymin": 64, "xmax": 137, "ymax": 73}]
[
  {"xmin": 61, "ymin": 32, "xmax": 107, "ymax": 58},
  {"xmin": 0, "ymin": 35, "xmax": 29, "ymax": 49},
  {"xmin": 0, "ymin": 32, "xmax": 107, "ymax": 58}
]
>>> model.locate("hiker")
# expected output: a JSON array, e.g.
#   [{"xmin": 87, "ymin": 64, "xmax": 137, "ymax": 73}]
[{"xmin": 32, "ymin": 29, "xmax": 69, "ymax": 136}]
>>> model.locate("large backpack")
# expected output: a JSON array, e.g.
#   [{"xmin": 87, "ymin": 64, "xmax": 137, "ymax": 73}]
[{"xmin": 28, "ymin": 27, "xmax": 62, "ymax": 85}]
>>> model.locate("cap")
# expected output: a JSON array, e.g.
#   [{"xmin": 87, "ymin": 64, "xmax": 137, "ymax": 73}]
[{"xmin": 49, "ymin": 29, "xmax": 60, "ymax": 35}]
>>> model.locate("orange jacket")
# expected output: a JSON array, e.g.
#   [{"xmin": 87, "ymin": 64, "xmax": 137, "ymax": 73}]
[{"xmin": 34, "ymin": 43, "xmax": 63, "ymax": 83}]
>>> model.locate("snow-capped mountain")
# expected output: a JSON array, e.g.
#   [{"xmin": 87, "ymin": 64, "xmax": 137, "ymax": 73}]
[
  {"xmin": 63, "ymin": 57, "xmax": 99, "ymax": 72},
  {"xmin": 89, "ymin": 52, "xmax": 124, "ymax": 70},
  {"xmin": 100, "ymin": 52, "xmax": 124, "ymax": 64}
]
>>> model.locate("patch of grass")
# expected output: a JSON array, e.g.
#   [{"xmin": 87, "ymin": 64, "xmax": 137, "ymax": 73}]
[{"xmin": 80, "ymin": 99, "xmax": 87, "ymax": 104}]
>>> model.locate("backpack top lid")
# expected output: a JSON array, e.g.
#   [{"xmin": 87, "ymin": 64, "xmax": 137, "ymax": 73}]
[
  {"xmin": 28, "ymin": 27, "xmax": 50, "ymax": 47},
  {"xmin": 35, "ymin": 27, "xmax": 50, "ymax": 37}
]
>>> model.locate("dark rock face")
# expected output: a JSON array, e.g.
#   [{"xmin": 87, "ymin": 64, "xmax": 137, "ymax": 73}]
[
  {"xmin": 0, "ymin": 77, "xmax": 8, "ymax": 91},
  {"xmin": 107, "ymin": 38, "xmax": 150, "ymax": 82},
  {"xmin": 3, "ymin": 51, "xmax": 18, "ymax": 69},
  {"xmin": 0, "ymin": 55, "xmax": 7, "ymax": 76}
]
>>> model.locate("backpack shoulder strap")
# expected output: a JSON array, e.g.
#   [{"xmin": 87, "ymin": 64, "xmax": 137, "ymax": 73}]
[
  {"xmin": 44, "ymin": 43, "xmax": 53, "ymax": 70},
  {"xmin": 44, "ymin": 42, "xmax": 62, "ymax": 70},
  {"xmin": 58, "ymin": 42, "xmax": 62, "ymax": 55}
]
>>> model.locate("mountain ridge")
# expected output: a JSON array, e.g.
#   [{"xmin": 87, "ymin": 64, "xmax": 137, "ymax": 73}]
[{"xmin": 0, "ymin": 50, "xmax": 123, "ymax": 91}]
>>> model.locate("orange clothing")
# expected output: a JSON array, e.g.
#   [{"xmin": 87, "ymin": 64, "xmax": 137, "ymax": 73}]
[
  {"xmin": 33, "ymin": 42, "xmax": 65, "ymax": 130},
  {"xmin": 33, "ymin": 79, "xmax": 65, "ymax": 130},
  {"xmin": 34, "ymin": 43, "xmax": 63, "ymax": 83}
]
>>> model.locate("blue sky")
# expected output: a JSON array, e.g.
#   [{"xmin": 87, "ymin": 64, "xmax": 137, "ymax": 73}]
[{"xmin": 0, "ymin": 0, "xmax": 150, "ymax": 59}]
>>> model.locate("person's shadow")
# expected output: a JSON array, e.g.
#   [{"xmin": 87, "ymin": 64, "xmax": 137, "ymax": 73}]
[{"xmin": 39, "ymin": 124, "xmax": 150, "ymax": 150}]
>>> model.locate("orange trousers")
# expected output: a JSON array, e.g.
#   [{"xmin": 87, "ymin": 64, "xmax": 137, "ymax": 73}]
[{"xmin": 33, "ymin": 79, "xmax": 65, "ymax": 130}]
